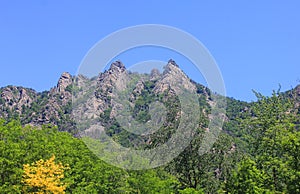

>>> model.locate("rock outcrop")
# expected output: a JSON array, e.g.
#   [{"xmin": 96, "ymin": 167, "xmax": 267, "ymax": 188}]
[
  {"xmin": 57, "ymin": 72, "xmax": 72, "ymax": 93},
  {"xmin": 0, "ymin": 86, "xmax": 36, "ymax": 116},
  {"xmin": 153, "ymin": 59, "xmax": 196, "ymax": 94}
]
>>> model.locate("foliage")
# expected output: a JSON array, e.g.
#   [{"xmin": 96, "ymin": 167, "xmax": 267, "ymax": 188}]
[
  {"xmin": 222, "ymin": 157, "xmax": 271, "ymax": 194},
  {"xmin": 22, "ymin": 155, "xmax": 69, "ymax": 194},
  {"xmin": 223, "ymin": 90, "xmax": 300, "ymax": 193},
  {"xmin": 0, "ymin": 119, "xmax": 181, "ymax": 193},
  {"xmin": 168, "ymin": 132, "xmax": 242, "ymax": 193},
  {"xmin": 179, "ymin": 187, "xmax": 204, "ymax": 194}
]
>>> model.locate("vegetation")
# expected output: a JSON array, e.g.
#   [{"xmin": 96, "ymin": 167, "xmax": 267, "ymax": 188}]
[
  {"xmin": 222, "ymin": 91, "xmax": 300, "ymax": 193},
  {"xmin": 1, "ymin": 81, "xmax": 299, "ymax": 193},
  {"xmin": 22, "ymin": 155, "xmax": 69, "ymax": 194},
  {"xmin": 0, "ymin": 120, "xmax": 181, "ymax": 193}
]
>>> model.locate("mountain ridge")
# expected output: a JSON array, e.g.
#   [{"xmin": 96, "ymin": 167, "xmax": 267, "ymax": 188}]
[{"xmin": 0, "ymin": 60, "xmax": 299, "ymax": 133}]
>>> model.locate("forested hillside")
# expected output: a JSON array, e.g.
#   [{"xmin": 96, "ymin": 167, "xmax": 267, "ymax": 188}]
[{"xmin": 0, "ymin": 61, "xmax": 299, "ymax": 193}]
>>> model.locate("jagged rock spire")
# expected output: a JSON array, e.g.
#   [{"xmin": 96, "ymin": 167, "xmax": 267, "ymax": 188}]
[
  {"xmin": 109, "ymin": 60, "xmax": 126, "ymax": 72},
  {"xmin": 167, "ymin": 59, "xmax": 179, "ymax": 67},
  {"xmin": 57, "ymin": 72, "xmax": 72, "ymax": 93}
]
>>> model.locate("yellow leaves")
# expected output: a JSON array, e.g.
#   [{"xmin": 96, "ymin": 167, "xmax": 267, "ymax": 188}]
[{"xmin": 22, "ymin": 155, "xmax": 70, "ymax": 194}]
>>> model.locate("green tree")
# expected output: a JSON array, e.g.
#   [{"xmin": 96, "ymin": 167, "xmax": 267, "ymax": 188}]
[
  {"xmin": 222, "ymin": 158, "xmax": 271, "ymax": 194},
  {"xmin": 179, "ymin": 187, "xmax": 204, "ymax": 194},
  {"xmin": 0, "ymin": 119, "xmax": 183, "ymax": 193},
  {"xmin": 225, "ymin": 90, "xmax": 300, "ymax": 193},
  {"xmin": 0, "ymin": 119, "xmax": 27, "ymax": 193},
  {"xmin": 168, "ymin": 131, "xmax": 241, "ymax": 193}
]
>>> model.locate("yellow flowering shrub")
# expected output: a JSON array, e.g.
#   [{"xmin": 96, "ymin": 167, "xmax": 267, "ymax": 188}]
[{"xmin": 22, "ymin": 155, "xmax": 69, "ymax": 194}]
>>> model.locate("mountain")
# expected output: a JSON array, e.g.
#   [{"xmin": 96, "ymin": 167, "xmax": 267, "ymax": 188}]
[
  {"xmin": 0, "ymin": 60, "xmax": 299, "ymax": 135},
  {"xmin": 0, "ymin": 60, "xmax": 209, "ymax": 133},
  {"xmin": 1, "ymin": 60, "xmax": 299, "ymax": 193}
]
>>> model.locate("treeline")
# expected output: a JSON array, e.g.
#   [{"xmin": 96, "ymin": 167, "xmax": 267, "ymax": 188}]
[
  {"xmin": 0, "ymin": 119, "xmax": 201, "ymax": 193},
  {"xmin": 1, "ymin": 90, "xmax": 299, "ymax": 193},
  {"xmin": 222, "ymin": 91, "xmax": 300, "ymax": 193}
]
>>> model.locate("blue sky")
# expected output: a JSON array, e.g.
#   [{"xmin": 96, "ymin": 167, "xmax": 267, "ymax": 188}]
[{"xmin": 0, "ymin": 1, "xmax": 299, "ymax": 101}]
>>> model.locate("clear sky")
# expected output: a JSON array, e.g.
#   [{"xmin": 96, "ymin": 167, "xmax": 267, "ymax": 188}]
[{"xmin": 0, "ymin": 1, "xmax": 299, "ymax": 102}]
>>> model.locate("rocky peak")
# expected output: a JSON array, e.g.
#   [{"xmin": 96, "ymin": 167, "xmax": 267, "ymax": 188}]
[
  {"xmin": 108, "ymin": 60, "xmax": 126, "ymax": 73},
  {"xmin": 79, "ymin": 61, "xmax": 127, "ymax": 118},
  {"xmin": 97, "ymin": 61, "xmax": 126, "ymax": 84},
  {"xmin": 57, "ymin": 72, "xmax": 72, "ymax": 93},
  {"xmin": 154, "ymin": 59, "xmax": 196, "ymax": 94},
  {"xmin": 167, "ymin": 59, "xmax": 179, "ymax": 67},
  {"xmin": 163, "ymin": 59, "xmax": 182, "ymax": 75}
]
